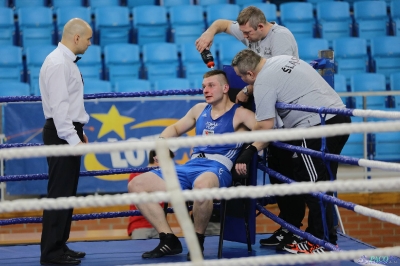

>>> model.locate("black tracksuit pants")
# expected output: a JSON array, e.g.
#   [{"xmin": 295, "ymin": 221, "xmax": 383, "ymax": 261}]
[{"xmin": 268, "ymin": 115, "xmax": 350, "ymax": 244}]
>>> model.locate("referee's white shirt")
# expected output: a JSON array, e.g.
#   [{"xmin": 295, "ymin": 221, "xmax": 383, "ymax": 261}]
[{"xmin": 39, "ymin": 42, "xmax": 89, "ymax": 146}]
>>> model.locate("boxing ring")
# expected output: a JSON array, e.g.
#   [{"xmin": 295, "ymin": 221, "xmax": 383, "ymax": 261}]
[{"xmin": 1, "ymin": 53, "xmax": 400, "ymax": 265}]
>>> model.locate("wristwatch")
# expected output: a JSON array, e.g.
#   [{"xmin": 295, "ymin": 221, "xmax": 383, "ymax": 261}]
[{"xmin": 242, "ymin": 86, "xmax": 249, "ymax": 96}]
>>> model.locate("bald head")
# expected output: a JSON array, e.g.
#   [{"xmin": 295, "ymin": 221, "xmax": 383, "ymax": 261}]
[{"xmin": 61, "ymin": 18, "xmax": 92, "ymax": 55}]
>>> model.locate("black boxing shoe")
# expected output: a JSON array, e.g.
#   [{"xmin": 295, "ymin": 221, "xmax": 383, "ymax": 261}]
[
  {"xmin": 40, "ymin": 254, "xmax": 80, "ymax": 265},
  {"xmin": 187, "ymin": 232, "xmax": 205, "ymax": 261},
  {"xmin": 142, "ymin": 233, "xmax": 182, "ymax": 259}
]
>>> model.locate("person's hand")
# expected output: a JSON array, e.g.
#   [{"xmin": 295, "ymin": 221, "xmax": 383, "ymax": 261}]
[
  {"xmin": 195, "ymin": 31, "xmax": 214, "ymax": 52},
  {"xmin": 235, "ymin": 90, "xmax": 249, "ymax": 104},
  {"xmin": 83, "ymin": 134, "xmax": 89, "ymax": 143},
  {"xmin": 235, "ymin": 144, "xmax": 257, "ymax": 175}
]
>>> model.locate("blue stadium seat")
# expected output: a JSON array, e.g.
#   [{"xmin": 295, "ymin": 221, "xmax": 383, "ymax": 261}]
[
  {"xmin": 316, "ymin": 1, "xmax": 352, "ymax": 47},
  {"xmin": 0, "ymin": 7, "xmax": 15, "ymax": 45},
  {"xmin": 197, "ymin": 0, "xmax": 228, "ymax": 10},
  {"xmin": 169, "ymin": 5, "xmax": 204, "ymax": 45},
  {"xmin": 351, "ymin": 73, "xmax": 387, "ymax": 109},
  {"xmin": 103, "ymin": 43, "xmax": 141, "ymax": 86},
  {"xmin": 373, "ymin": 131, "xmax": 400, "ymax": 161},
  {"xmin": 333, "ymin": 37, "xmax": 369, "ymax": 85},
  {"xmin": 235, "ymin": 0, "xmax": 264, "ymax": 6},
  {"xmin": 17, "ymin": 7, "xmax": 54, "ymax": 48},
  {"xmin": 370, "ymin": 36, "xmax": 400, "ymax": 83},
  {"xmin": 95, "ymin": 6, "xmax": 130, "ymax": 47},
  {"xmin": 161, "ymin": 0, "xmax": 193, "ymax": 9},
  {"xmin": 13, "ymin": 0, "xmax": 46, "ymax": 8},
  {"xmin": 87, "ymin": 0, "xmax": 121, "ymax": 11},
  {"xmin": 0, "ymin": 81, "xmax": 30, "ymax": 96},
  {"xmin": 26, "ymin": 45, "xmax": 56, "ymax": 87},
  {"xmin": 341, "ymin": 116, "xmax": 365, "ymax": 158},
  {"xmin": 213, "ymin": 33, "xmax": 240, "ymax": 54},
  {"xmin": 0, "ymin": 0, "xmax": 7, "ymax": 7},
  {"xmin": 153, "ymin": 78, "xmax": 191, "ymax": 91},
  {"xmin": 218, "ymin": 40, "xmax": 246, "ymax": 67},
  {"xmin": 280, "ymin": 2, "xmax": 315, "ymax": 39},
  {"xmin": 391, "ymin": 0, "xmax": 400, "ymax": 36},
  {"xmin": 114, "ymin": 79, "xmax": 152, "ymax": 93},
  {"xmin": 142, "ymin": 42, "xmax": 179, "ymax": 82},
  {"xmin": 390, "ymin": 72, "xmax": 400, "ymax": 108},
  {"xmin": 76, "ymin": 45, "xmax": 102, "ymax": 80},
  {"xmin": 56, "ymin": 7, "xmax": 91, "ymax": 41},
  {"xmin": 333, "ymin": 74, "xmax": 350, "ymax": 108},
  {"xmin": 51, "ymin": 0, "xmax": 84, "ymax": 9},
  {"xmin": 0, "ymin": 45, "xmax": 23, "ymax": 82},
  {"xmin": 241, "ymin": 3, "xmax": 277, "ymax": 23},
  {"xmin": 84, "ymin": 79, "xmax": 112, "ymax": 94},
  {"xmin": 306, "ymin": 0, "xmax": 334, "ymax": 10},
  {"xmin": 132, "ymin": 5, "xmax": 168, "ymax": 45},
  {"xmin": 206, "ymin": 4, "xmax": 240, "ymax": 27},
  {"xmin": 353, "ymin": 1, "xmax": 389, "ymax": 44},
  {"xmin": 297, "ymin": 38, "xmax": 329, "ymax": 63},
  {"xmin": 126, "ymin": 0, "xmax": 157, "ymax": 8},
  {"xmin": 180, "ymin": 43, "xmax": 216, "ymax": 88}
]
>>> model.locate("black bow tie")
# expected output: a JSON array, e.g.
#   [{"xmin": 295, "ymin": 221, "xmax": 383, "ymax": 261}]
[{"xmin": 73, "ymin": 56, "xmax": 81, "ymax": 63}]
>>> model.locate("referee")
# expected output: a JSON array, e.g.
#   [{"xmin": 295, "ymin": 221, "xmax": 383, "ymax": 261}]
[{"xmin": 39, "ymin": 18, "xmax": 91, "ymax": 265}]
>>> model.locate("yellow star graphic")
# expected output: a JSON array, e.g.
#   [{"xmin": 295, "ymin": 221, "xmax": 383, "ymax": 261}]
[
  {"xmin": 91, "ymin": 105, "xmax": 135, "ymax": 139},
  {"xmin": 175, "ymin": 152, "xmax": 190, "ymax": 165}
]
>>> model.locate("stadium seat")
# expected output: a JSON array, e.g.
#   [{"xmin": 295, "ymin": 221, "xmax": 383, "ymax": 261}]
[
  {"xmin": 114, "ymin": 79, "xmax": 152, "ymax": 93},
  {"xmin": 353, "ymin": 1, "xmax": 389, "ymax": 44},
  {"xmin": 84, "ymin": 79, "xmax": 112, "ymax": 94},
  {"xmin": 333, "ymin": 37, "xmax": 369, "ymax": 85},
  {"xmin": 161, "ymin": 0, "xmax": 193, "ymax": 9},
  {"xmin": 280, "ymin": 2, "xmax": 315, "ymax": 39},
  {"xmin": 51, "ymin": 0, "xmax": 84, "ymax": 9},
  {"xmin": 218, "ymin": 40, "xmax": 246, "ymax": 67},
  {"xmin": 126, "ymin": 0, "xmax": 157, "ymax": 8},
  {"xmin": 153, "ymin": 78, "xmax": 191, "ymax": 91},
  {"xmin": 341, "ymin": 116, "xmax": 365, "ymax": 158},
  {"xmin": 0, "ymin": 7, "xmax": 15, "ymax": 45},
  {"xmin": 26, "ymin": 45, "xmax": 56, "ymax": 87},
  {"xmin": 56, "ymin": 7, "xmax": 91, "ymax": 41},
  {"xmin": 241, "ymin": 3, "xmax": 277, "ymax": 23},
  {"xmin": 213, "ymin": 33, "xmax": 240, "ymax": 54},
  {"xmin": 333, "ymin": 74, "xmax": 350, "ymax": 108},
  {"xmin": 142, "ymin": 42, "xmax": 179, "ymax": 82},
  {"xmin": 76, "ymin": 45, "xmax": 102, "ymax": 80},
  {"xmin": 316, "ymin": 1, "xmax": 352, "ymax": 47},
  {"xmin": 351, "ymin": 73, "xmax": 387, "ymax": 110},
  {"xmin": 297, "ymin": 38, "xmax": 329, "ymax": 63},
  {"xmin": 94, "ymin": 6, "xmax": 130, "ymax": 47},
  {"xmin": 13, "ymin": 0, "xmax": 46, "ymax": 8},
  {"xmin": 390, "ymin": 72, "xmax": 400, "ymax": 108},
  {"xmin": 235, "ymin": 0, "xmax": 264, "ymax": 6},
  {"xmin": 0, "ymin": 45, "xmax": 23, "ymax": 82},
  {"xmin": 306, "ymin": 0, "xmax": 334, "ymax": 10},
  {"xmin": 169, "ymin": 5, "xmax": 204, "ymax": 45},
  {"xmin": 87, "ymin": 0, "xmax": 121, "ymax": 11},
  {"xmin": 132, "ymin": 5, "xmax": 168, "ymax": 45},
  {"xmin": 206, "ymin": 4, "xmax": 240, "ymax": 27},
  {"xmin": 372, "ymin": 130, "xmax": 400, "ymax": 161},
  {"xmin": 17, "ymin": 7, "xmax": 54, "ymax": 48},
  {"xmin": 180, "ymin": 43, "xmax": 216, "ymax": 88},
  {"xmin": 197, "ymin": 0, "xmax": 229, "ymax": 10},
  {"xmin": 370, "ymin": 36, "xmax": 400, "ymax": 83},
  {"xmin": 0, "ymin": 81, "xmax": 30, "ymax": 96},
  {"xmin": 391, "ymin": 0, "xmax": 400, "ymax": 36},
  {"xmin": 0, "ymin": 0, "xmax": 7, "ymax": 7},
  {"xmin": 103, "ymin": 43, "xmax": 141, "ymax": 86}
]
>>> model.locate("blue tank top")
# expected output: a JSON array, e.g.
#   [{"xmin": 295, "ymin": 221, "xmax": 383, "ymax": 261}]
[{"xmin": 192, "ymin": 104, "xmax": 243, "ymax": 163}]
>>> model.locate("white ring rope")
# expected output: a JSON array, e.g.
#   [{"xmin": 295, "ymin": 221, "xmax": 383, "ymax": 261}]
[
  {"xmin": 1, "ymin": 120, "xmax": 400, "ymax": 160},
  {"xmin": 352, "ymin": 108, "xmax": 400, "ymax": 119},
  {"xmin": 1, "ymin": 179, "xmax": 400, "ymax": 226},
  {"xmin": 119, "ymin": 246, "xmax": 400, "ymax": 266}
]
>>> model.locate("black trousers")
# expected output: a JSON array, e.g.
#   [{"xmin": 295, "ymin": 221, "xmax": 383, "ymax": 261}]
[
  {"xmin": 268, "ymin": 115, "xmax": 350, "ymax": 244},
  {"xmin": 40, "ymin": 119, "xmax": 84, "ymax": 261}
]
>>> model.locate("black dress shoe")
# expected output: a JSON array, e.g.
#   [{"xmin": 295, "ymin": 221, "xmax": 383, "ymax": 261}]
[
  {"xmin": 65, "ymin": 249, "xmax": 86, "ymax": 259},
  {"xmin": 40, "ymin": 254, "xmax": 80, "ymax": 265}
]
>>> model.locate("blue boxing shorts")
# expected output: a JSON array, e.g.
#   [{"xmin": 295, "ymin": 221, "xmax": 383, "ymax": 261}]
[{"xmin": 151, "ymin": 158, "xmax": 232, "ymax": 190}]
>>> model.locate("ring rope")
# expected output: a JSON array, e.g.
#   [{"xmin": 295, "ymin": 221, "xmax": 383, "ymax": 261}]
[{"xmin": 0, "ymin": 178, "xmax": 399, "ymax": 213}]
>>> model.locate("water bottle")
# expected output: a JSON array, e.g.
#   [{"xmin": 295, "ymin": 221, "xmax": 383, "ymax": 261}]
[{"xmin": 201, "ymin": 49, "xmax": 215, "ymax": 69}]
